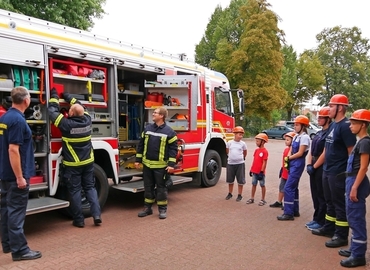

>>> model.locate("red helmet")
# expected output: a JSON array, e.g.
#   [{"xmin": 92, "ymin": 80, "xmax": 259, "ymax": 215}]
[
  {"xmin": 328, "ymin": 94, "xmax": 349, "ymax": 106},
  {"xmin": 349, "ymin": 109, "xmax": 370, "ymax": 122},
  {"xmin": 255, "ymin": 133, "xmax": 268, "ymax": 143},
  {"xmin": 318, "ymin": 107, "xmax": 330, "ymax": 117},
  {"xmin": 232, "ymin": 126, "xmax": 245, "ymax": 134},
  {"xmin": 284, "ymin": 132, "xmax": 296, "ymax": 139},
  {"xmin": 294, "ymin": 115, "xmax": 310, "ymax": 126}
]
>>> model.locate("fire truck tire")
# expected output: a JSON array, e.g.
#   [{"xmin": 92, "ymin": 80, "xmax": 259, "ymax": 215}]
[
  {"xmin": 57, "ymin": 163, "xmax": 109, "ymax": 218},
  {"xmin": 81, "ymin": 163, "xmax": 109, "ymax": 217},
  {"xmin": 201, "ymin": 150, "xmax": 221, "ymax": 187}
]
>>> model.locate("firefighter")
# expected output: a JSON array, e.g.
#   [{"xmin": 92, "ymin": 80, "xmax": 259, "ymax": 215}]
[
  {"xmin": 135, "ymin": 107, "xmax": 178, "ymax": 219},
  {"xmin": 305, "ymin": 107, "xmax": 332, "ymax": 230},
  {"xmin": 48, "ymin": 89, "xmax": 101, "ymax": 228},
  {"xmin": 311, "ymin": 94, "xmax": 356, "ymax": 248},
  {"xmin": 277, "ymin": 115, "xmax": 310, "ymax": 220},
  {"xmin": 338, "ymin": 109, "xmax": 370, "ymax": 268}
]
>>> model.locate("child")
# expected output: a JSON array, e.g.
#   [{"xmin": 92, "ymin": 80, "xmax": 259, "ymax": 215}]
[
  {"xmin": 277, "ymin": 115, "xmax": 310, "ymax": 221},
  {"xmin": 339, "ymin": 109, "xmax": 370, "ymax": 268},
  {"xmin": 246, "ymin": 133, "xmax": 269, "ymax": 206},
  {"xmin": 225, "ymin": 126, "xmax": 247, "ymax": 202},
  {"xmin": 270, "ymin": 131, "xmax": 296, "ymax": 208}
]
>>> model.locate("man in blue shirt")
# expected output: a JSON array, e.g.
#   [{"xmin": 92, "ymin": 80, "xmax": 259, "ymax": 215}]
[
  {"xmin": 0, "ymin": 86, "xmax": 42, "ymax": 261},
  {"xmin": 311, "ymin": 94, "xmax": 357, "ymax": 249}
]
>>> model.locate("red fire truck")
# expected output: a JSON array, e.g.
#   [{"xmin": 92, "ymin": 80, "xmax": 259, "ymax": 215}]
[{"xmin": 0, "ymin": 9, "xmax": 244, "ymax": 216}]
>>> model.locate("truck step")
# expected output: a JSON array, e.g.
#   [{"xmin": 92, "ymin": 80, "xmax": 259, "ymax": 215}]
[
  {"xmin": 112, "ymin": 175, "xmax": 193, "ymax": 193},
  {"xmin": 26, "ymin": 197, "xmax": 70, "ymax": 215}
]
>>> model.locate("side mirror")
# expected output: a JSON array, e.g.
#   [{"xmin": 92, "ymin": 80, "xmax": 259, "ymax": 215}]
[{"xmin": 237, "ymin": 89, "xmax": 244, "ymax": 113}]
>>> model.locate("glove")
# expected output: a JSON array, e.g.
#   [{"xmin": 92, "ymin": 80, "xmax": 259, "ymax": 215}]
[
  {"xmin": 165, "ymin": 174, "xmax": 173, "ymax": 188},
  {"xmin": 50, "ymin": 87, "xmax": 59, "ymax": 99},
  {"xmin": 306, "ymin": 164, "xmax": 315, "ymax": 176},
  {"xmin": 284, "ymin": 156, "xmax": 290, "ymax": 171},
  {"xmin": 249, "ymin": 171, "xmax": 253, "ymax": 177},
  {"xmin": 62, "ymin": 92, "xmax": 76, "ymax": 104},
  {"xmin": 257, "ymin": 172, "xmax": 264, "ymax": 181},
  {"xmin": 279, "ymin": 167, "xmax": 282, "ymax": 178}
]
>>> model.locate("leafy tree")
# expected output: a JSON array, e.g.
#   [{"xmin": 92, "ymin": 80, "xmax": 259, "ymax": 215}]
[
  {"xmin": 211, "ymin": 0, "xmax": 286, "ymax": 119},
  {"xmin": 0, "ymin": 0, "xmax": 106, "ymax": 30},
  {"xmin": 195, "ymin": 0, "xmax": 248, "ymax": 67},
  {"xmin": 315, "ymin": 26, "xmax": 370, "ymax": 109},
  {"xmin": 280, "ymin": 46, "xmax": 325, "ymax": 120}
]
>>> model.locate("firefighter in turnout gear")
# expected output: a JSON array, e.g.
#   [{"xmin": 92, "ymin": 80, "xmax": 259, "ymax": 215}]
[
  {"xmin": 48, "ymin": 89, "xmax": 101, "ymax": 228},
  {"xmin": 135, "ymin": 107, "xmax": 178, "ymax": 219}
]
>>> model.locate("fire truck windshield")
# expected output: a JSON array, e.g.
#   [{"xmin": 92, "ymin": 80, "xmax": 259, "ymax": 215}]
[{"xmin": 215, "ymin": 87, "xmax": 232, "ymax": 116}]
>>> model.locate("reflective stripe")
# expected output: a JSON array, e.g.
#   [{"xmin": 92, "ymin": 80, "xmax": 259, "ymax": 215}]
[
  {"xmin": 157, "ymin": 200, "xmax": 168, "ymax": 206},
  {"xmin": 62, "ymin": 150, "xmax": 94, "ymax": 166},
  {"xmin": 49, "ymin": 98, "xmax": 59, "ymax": 103},
  {"xmin": 70, "ymin": 98, "xmax": 77, "ymax": 104},
  {"xmin": 66, "ymin": 141, "xmax": 80, "ymax": 162},
  {"xmin": 325, "ymin": 214, "xmax": 336, "ymax": 222},
  {"xmin": 353, "ymin": 239, "xmax": 367, "ymax": 244},
  {"xmin": 168, "ymin": 136, "xmax": 178, "ymax": 144},
  {"xmin": 62, "ymin": 136, "xmax": 91, "ymax": 143},
  {"xmin": 336, "ymin": 220, "xmax": 349, "ymax": 227},
  {"xmin": 54, "ymin": 114, "xmax": 64, "ymax": 127},
  {"xmin": 136, "ymin": 153, "xmax": 143, "ymax": 158},
  {"xmin": 144, "ymin": 198, "xmax": 155, "ymax": 204}
]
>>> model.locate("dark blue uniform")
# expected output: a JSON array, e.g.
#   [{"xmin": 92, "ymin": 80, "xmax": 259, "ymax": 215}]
[
  {"xmin": 0, "ymin": 107, "xmax": 35, "ymax": 256},
  {"xmin": 345, "ymin": 136, "xmax": 370, "ymax": 259},
  {"xmin": 309, "ymin": 124, "xmax": 331, "ymax": 225},
  {"xmin": 322, "ymin": 118, "xmax": 356, "ymax": 239},
  {"xmin": 48, "ymin": 93, "xmax": 100, "ymax": 224}
]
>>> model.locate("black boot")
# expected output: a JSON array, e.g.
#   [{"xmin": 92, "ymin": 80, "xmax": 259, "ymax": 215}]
[
  {"xmin": 158, "ymin": 206, "xmax": 167, "ymax": 219},
  {"xmin": 138, "ymin": 204, "xmax": 153, "ymax": 217}
]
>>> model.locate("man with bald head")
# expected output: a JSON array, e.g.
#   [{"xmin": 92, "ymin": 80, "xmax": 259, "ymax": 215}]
[{"xmin": 48, "ymin": 89, "xmax": 101, "ymax": 228}]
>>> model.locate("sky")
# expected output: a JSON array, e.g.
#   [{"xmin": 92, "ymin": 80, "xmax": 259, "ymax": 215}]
[{"xmin": 92, "ymin": 0, "xmax": 370, "ymax": 60}]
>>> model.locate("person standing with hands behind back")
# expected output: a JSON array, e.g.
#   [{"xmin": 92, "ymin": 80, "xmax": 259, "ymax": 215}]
[
  {"xmin": 0, "ymin": 87, "xmax": 42, "ymax": 261},
  {"xmin": 48, "ymin": 89, "xmax": 102, "ymax": 228},
  {"xmin": 225, "ymin": 126, "xmax": 247, "ymax": 202},
  {"xmin": 246, "ymin": 133, "xmax": 269, "ymax": 206},
  {"xmin": 338, "ymin": 109, "xmax": 370, "ymax": 268},
  {"xmin": 135, "ymin": 107, "xmax": 178, "ymax": 219}
]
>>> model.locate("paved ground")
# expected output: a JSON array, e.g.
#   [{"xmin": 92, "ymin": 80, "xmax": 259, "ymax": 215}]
[{"xmin": 1, "ymin": 138, "xmax": 370, "ymax": 270}]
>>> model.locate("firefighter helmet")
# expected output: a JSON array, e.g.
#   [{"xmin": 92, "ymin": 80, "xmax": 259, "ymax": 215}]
[
  {"xmin": 284, "ymin": 132, "xmax": 296, "ymax": 139},
  {"xmin": 349, "ymin": 109, "xmax": 370, "ymax": 122},
  {"xmin": 232, "ymin": 126, "xmax": 245, "ymax": 134},
  {"xmin": 255, "ymin": 133, "xmax": 268, "ymax": 143},
  {"xmin": 328, "ymin": 94, "xmax": 349, "ymax": 106},
  {"xmin": 294, "ymin": 115, "xmax": 310, "ymax": 126},
  {"xmin": 318, "ymin": 106, "xmax": 330, "ymax": 117}
]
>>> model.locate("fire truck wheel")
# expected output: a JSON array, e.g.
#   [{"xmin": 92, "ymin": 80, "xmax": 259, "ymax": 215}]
[
  {"xmin": 81, "ymin": 163, "xmax": 109, "ymax": 217},
  {"xmin": 57, "ymin": 163, "xmax": 109, "ymax": 218},
  {"xmin": 201, "ymin": 150, "xmax": 221, "ymax": 187}
]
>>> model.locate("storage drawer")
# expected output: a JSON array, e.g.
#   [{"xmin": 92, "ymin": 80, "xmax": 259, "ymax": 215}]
[{"xmin": 91, "ymin": 123, "xmax": 111, "ymax": 137}]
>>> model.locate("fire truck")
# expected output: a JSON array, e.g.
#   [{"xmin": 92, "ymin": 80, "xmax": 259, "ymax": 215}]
[{"xmin": 0, "ymin": 9, "xmax": 244, "ymax": 216}]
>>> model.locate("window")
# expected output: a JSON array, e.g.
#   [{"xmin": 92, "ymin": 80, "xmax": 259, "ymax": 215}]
[{"xmin": 215, "ymin": 87, "xmax": 232, "ymax": 116}]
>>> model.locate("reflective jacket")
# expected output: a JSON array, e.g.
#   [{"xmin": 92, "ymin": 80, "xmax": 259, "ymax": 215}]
[
  {"xmin": 136, "ymin": 122, "xmax": 177, "ymax": 169},
  {"xmin": 48, "ymin": 93, "xmax": 94, "ymax": 167}
]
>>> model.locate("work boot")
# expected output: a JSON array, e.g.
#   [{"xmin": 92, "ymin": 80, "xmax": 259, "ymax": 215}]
[
  {"xmin": 158, "ymin": 206, "xmax": 167, "ymax": 219},
  {"xmin": 138, "ymin": 206, "xmax": 153, "ymax": 217}
]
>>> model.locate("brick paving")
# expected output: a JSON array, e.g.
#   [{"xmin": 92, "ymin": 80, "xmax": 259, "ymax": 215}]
[{"xmin": 1, "ymin": 138, "xmax": 370, "ymax": 269}]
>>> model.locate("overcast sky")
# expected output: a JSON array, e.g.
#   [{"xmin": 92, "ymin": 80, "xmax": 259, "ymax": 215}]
[{"xmin": 92, "ymin": 0, "xmax": 370, "ymax": 59}]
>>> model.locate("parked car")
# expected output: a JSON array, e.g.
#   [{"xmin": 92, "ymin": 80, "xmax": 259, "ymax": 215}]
[
  {"xmin": 285, "ymin": 121, "xmax": 320, "ymax": 139},
  {"xmin": 262, "ymin": 125, "xmax": 294, "ymax": 139}
]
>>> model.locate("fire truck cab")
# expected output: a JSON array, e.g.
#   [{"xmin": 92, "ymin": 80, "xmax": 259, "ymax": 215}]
[{"xmin": 0, "ymin": 9, "xmax": 243, "ymax": 216}]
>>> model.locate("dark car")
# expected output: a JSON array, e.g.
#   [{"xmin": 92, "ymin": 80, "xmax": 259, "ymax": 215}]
[{"xmin": 262, "ymin": 125, "xmax": 294, "ymax": 139}]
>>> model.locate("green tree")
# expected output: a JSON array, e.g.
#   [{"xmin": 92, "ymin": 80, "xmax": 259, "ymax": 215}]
[
  {"xmin": 315, "ymin": 26, "xmax": 370, "ymax": 109},
  {"xmin": 0, "ymin": 0, "xmax": 106, "ymax": 30},
  {"xmin": 195, "ymin": 0, "xmax": 248, "ymax": 67},
  {"xmin": 211, "ymin": 0, "xmax": 286, "ymax": 119}
]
